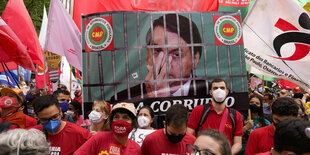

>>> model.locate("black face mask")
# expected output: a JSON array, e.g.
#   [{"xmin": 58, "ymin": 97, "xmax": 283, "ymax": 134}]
[
  {"xmin": 250, "ymin": 104, "xmax": 260, "ymax": 113},
  {"xmin": 165, "ymin": 126, "xmax": 186, "ymax": 143}
]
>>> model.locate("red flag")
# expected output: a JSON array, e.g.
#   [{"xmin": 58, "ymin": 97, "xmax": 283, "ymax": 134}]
[
  {"xmin": 35, "ymin": 64, "xmax": 50, "ymax": 89},
  {"xmin": 73, "ymin": 0, "xmax": 218, "ymax": 30},
  {"xmin": 2, "ymin": 0, "xmax": 44, "ymax": 66},
  {"xmin": 274, "ymin": 79, "xmax": 299, "ymax": 89},
  {"xmin": 0, "ymin": 62, "xmax": 17, "ymax": 72},
  {"xmin": 0, "ymin": 17, "xmax": 36, "ymax": 71}
]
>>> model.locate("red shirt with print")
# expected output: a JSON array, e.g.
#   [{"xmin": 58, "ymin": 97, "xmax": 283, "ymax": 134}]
[
  {"xmin": 187, "ymin": 103, "xmax": 243, "ymax": 145},
  {"xmin": 245, "ymin": 124, "xmax": 274, "ymax": 155},
  {"xmin": 33, "ymin": 121, "xmax": 92, "ymax": 155},
  {"xmin": 75, "ymin": 131, "xmax": 141, "ymax": 155},
  {"xmin": 141, "ymin": 129, "xmax": 196, "ymax": 155}
]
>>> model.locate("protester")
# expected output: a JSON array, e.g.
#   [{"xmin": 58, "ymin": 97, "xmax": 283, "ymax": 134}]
[
  {"xmin": 0, "ymin": 128, "xmax": 50, "ymax": 155},
  {"xmin": 141, "ymin": 104, "xmax": 196, "ymax": 155},
  {"xmin": 72, "ymin": 88, "xmax": 82, "ymax": 104},
  {"xmin": 188, "ymin": 129, "xmax": 231, "ymax": 155},
  {"xmin": 75, "ymin": 102, "xmax": 141, "ymax": 155},
  {"xmin": 262, "ymin": 93, "xmax": 274, "ymax": 122},
  {"xmin": 53, "ymin": 89, "xmax": 71, "ymax": 115},
  {"xmin": 239, "ymin": 95, "xmax": 270, "ymax": 155},
  {"xmin": 188, "ymin": 78, "xmax": 243, "ymax": 154},
  {"xmin": 245, "ymin": 97, "xmax": 299, "ymax": 155},
  {"xmin": 129, "ymin": 105, "xmax": 156, "ymax": 146},
  {"xmin": 88, "ymin": 100, "xmax": 111, "ymax": 134},
  {"xmin": 295, "ymin": 98, "xmax": 309, "ymax": 121},
  {"xmin": 269, "ymin": 118, "xmax": 310, "ymax": 155},
  {"xmin": 0, "ymin": 87, "xmax": 26, "ymax": 129},
  {"xmin": 67, "ymin": 101, "xmax": 90, "ymax": 127},
  {"xmin": 33, "ymin": 95, "xmax": 91, "ymax": 154}
]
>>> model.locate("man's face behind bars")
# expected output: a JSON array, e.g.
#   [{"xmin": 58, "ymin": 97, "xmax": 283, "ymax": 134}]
[{"xmin": 145, "ymin": 26, "xmax": 200, "ymax": 97}]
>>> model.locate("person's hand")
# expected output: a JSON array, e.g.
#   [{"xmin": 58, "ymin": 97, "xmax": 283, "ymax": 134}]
[
  {"xmin": 145, "ymin": 52, "xmax": 172, "ymax": 97},
  {"xmin": 245, "ymin": 119, "xmax": 254, "ymax": 131}
]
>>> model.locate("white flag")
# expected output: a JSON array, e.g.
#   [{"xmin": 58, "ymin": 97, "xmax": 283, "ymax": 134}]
[
  {"xmin": 45, "ymin": 0, "xmax": 82, "ymax": 70},
  {"xmin": 243, "ymin": 0, "xmax": 310, "ymax": 92}
]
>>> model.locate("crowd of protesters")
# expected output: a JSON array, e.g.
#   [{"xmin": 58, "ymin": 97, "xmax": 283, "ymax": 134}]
[{"xmin": 0, "ymin": 78, "xmax": 310, "ymax": 155}]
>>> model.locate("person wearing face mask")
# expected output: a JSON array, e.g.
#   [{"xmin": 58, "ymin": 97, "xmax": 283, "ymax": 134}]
[
  {"xmin": 32, "ymin": 95, "xmax": 92, "ymax": 155},
  {"xmin": 245, "ymin": 97, "xmax": 299, "ymax": 155},
  {"xmin": 53, "ymin": 89, "xmax": 75, "ymax": 123},
  {"xmin": 187, "ymin": 78, "xmax": 243, "ymax": 155},
  {"xmin": 262, "ymin": 93, "xmax": 274, "ymax": 122},
  {"xmin": 75, "ymin": 102, "xmax": 141, "ymax": 155},
  {"xmin": 72, "ymin": 89, "xmax": 82, "ymax": 105},
  {"xmin": 67, "ymin": 101, "xmax": 90, "ymax": 127},
  {"xmin": 129, "ymin": 106, "xmax": 156, "ymax": 146},
  {"xmin": 141, "ymin": 104, "xmax": 195, "ymax": 155},
  {"xmin": 239, "ymin": 95, "xmax": 270, "ymax": 155},
  {"xmin": 0, "ymin": 88, "xmax": 27, "ymax": 129},
  {"xmin": 88, "ymin": 100, "xmax": 111, "ymax": 134}
]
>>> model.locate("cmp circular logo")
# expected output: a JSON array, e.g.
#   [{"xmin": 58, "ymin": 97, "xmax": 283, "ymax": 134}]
[
  {"xmin": 85, "ymin": 18, "xmax": 113, "ymax": 51},
  {"xmin": 214, "ymin": 15, "xmax": 242, "ymax": 45}
]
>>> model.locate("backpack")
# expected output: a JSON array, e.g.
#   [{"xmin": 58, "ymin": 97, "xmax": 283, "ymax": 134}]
[{"xmin": 197, "ymin": 103, "xmax": 236, "ymax": 137}]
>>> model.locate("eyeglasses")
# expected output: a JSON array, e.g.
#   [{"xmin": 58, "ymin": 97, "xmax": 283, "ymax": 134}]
[
  {"xmin": 186, "ymin": 144, "xmax": 216, "ymax": 155},
  {"xmin": 39, "ymin": 113, "xmax": 61, "ymax": 124}
]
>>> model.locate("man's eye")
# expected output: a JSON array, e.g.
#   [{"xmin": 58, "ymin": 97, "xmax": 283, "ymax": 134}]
[{"xmin": 155, "ymin": 48, "xmax": 162, "ymax": 53}]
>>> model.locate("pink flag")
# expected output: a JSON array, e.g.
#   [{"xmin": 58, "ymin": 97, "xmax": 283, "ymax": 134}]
[
  {"xmin": 0, "ymin": 17, "xmax": 36, "ymax": 71},
  {"xmin": 2, "ymin": 0, "xmax": 44, "ymax": 66},
  {"xmin": 45, "ymin": 0, "xmax": 82, "ymax": 70}
]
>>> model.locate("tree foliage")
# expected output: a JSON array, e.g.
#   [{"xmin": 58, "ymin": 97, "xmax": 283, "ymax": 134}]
[{"xmin": 0, "ymin": 0, "xmax": 50, "ymax": 35}]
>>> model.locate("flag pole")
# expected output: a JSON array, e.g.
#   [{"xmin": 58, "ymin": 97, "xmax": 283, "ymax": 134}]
[
  {"xmin": 43, "ymin": 52, "xmax": 47, "ymax": 89},
  {"xmin": 3, "ymin": 63, "xmax": 20, "ymax": 89},
  {"xmin": 1, "ymin": 63, "xmax": 12, "ymax": 88},
  {"xmin": 17, "ymin": 65, "xmax": 20, "ymax": 83}
]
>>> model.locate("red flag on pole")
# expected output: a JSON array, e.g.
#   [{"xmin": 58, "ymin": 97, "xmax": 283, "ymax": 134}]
[
  {"xmin": 35, "ymin": 64, "xmax": 50, "ymax": 89},
  {"xmin": 0, "ymin": 17, "xmax": 36, "ymax": 71},
  {"xmin": 2, "ymin": 0, "xmax": 44, "ymax": 66},
  {"xmin": 73, "ymin": 0, "xmax": 218, "ymax": 31}
]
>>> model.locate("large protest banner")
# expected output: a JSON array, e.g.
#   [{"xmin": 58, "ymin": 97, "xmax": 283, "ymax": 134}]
[
  {"xmin": 82, "ymin": 11, "xmax": 248, "ymax": 115},
  {"xmin": 243, "ymin": 0, "xmax": 310, "ymax": 93}
]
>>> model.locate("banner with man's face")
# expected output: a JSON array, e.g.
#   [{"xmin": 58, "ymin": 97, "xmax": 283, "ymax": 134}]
[{"xmin": 82, "ymin": 11, "xmax": 248, "ymax": 115}]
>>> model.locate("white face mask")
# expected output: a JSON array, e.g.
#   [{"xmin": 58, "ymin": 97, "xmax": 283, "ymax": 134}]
[
  {"xmin": 66, "ymin": 110, "xmax": 75, "ymax": 117},
  {"xmin": 88, "ymin": 110, "xmax": 102, "ymax": 123},
  {"xmin": 212, "ymin": 88, "xmax": 227, "ymax": 103},
  {"xmin": 138, "ymin": 116, "xmax": 150, "ymax": 128}
]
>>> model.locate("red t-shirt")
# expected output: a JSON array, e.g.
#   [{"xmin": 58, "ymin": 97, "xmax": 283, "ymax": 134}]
[
  {"xmin": 187, "ymin": 103, "xmax": 243, "ymax": 145},
  {"xmin": 25, "ymin": 115, "xmax": 37, "ymax": 128},
  {"xmin": 75, "ymin": 131, "xmax": 141, "ymax": 155},
  {"xmin": 33, "ymin": 121, "xmax": 92, "ymax": 155},
  {"xmin": 245, "ymin": 124, "xmax": 274, "ymax": 155},
  {"xmin": 141, "ymin": 129, "xmax": 196, "ymax": 155}
]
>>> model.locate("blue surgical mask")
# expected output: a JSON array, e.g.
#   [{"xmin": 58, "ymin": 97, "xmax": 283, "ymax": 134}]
[
  {"xmin": 42, "ymin": 120, "xmax": 61, "ymax": 134},
  {"xmin": 59, "ymin": 102, "xmax": 69, "ymax": 114},
  {"xmin": 258, "ymin": 87, "xmax": 264, "ymax": 93}
]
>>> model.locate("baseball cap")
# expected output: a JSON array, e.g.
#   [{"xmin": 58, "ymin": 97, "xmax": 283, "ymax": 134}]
[
  {"xmin": 1, "ymin": 87, "xmax": 24, "ymax": 102},
  {"xmin": 111, "ymin": 102, "xmax": 136, "ymax": 117}
]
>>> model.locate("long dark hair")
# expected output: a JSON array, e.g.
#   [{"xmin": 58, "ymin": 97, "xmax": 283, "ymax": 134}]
[{"xmin": 248, "ymin": 95, "xmax": 267, "ymax": 127}]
